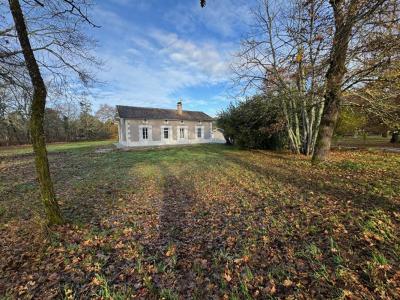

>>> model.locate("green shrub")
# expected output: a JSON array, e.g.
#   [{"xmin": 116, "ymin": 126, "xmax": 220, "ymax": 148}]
[{"xmin": 217, "ymin": 95, "xmax": 287, "ymax": 150}]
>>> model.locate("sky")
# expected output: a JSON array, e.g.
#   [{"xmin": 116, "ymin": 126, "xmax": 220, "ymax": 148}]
[{"xmin": 88, "ymin": 0, "xmax": 256, "ymax": 117}]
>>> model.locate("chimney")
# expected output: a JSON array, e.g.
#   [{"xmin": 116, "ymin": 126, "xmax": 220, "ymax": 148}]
[{"xmin": 177, "ymin": 100, "xmax": 182, "ymax": 115}]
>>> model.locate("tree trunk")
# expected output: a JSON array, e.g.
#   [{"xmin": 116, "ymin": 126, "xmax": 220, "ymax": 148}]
[
  {"xmin": 312, "ymin": 2, "xmax": 353, "ymax": 163},
  {"xmin": 282, "ymin": 98, "xmax": 300, "ymax": 153},
  {"xmin": 311, "ymin": 99, "xmax": 324, "ymax": 153},
  {"xmin": 8, "ymin": 0, "xmax": 63, "ymax": 225},
  {"xmin": 312, "ymin": 89, "xmax": 342, "ymax": 162},
  {"xmin": 391, "ymin": 131, "xmax": 399, "ymax": 143}
]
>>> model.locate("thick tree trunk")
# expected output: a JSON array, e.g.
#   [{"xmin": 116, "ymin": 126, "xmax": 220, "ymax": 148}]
[
  {"xmin": 312, "ymin": 89, "xmax": 342, "ymax": 162},
  {"xmin": 9, "ymin": 0, "xmax": 63, "ymax": 225},
  {"xmin": 312, "ymin": 2, "xmax": 353, "ymax": 163}
]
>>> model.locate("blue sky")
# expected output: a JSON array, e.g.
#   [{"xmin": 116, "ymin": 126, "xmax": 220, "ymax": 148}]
[{"xmin": 89, "ymin": 0, "xmax": 255, "ymax": 116}]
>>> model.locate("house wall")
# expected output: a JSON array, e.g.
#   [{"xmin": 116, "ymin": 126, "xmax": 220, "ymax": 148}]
[
  {"xmin": 120, "ymin": 118, "xmax": 213, "ymax": 147},
  {"xmin": 212, "ymin": 128, "xmax": 226, "ymax": 143},
  {"xmin": 129, "ymin": 122, "xmax": 139, "ymax": 142},
  {"xmin": 120, "ymin": 118, "xmax": 126, "ymax": 142}
]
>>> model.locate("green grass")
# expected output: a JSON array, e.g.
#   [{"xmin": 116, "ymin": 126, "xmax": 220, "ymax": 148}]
[
  {"xmin": 0, "ymin": 143, "xmax": 399, "ymax": 299},
  {"xmin": 0, "ymin": 139, "xmax": 115, "ymax": 157},
  {"xmin": 334, "ymin": 135, "xmax": 399, "ymax": 148},
  {"xmin": 336, "ymin": 160, "xmax": 364, "ymax": 171}
]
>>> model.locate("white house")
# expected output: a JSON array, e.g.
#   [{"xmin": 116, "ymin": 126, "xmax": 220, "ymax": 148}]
[{"xmin": 116, "ymin": 101, "xmax": 218, "ymax": 147}]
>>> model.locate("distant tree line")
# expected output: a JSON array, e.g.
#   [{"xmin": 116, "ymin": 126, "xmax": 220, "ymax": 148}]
[{"xmin": 0, "ymin": 102, "xmax": 117, "ymax": 146}]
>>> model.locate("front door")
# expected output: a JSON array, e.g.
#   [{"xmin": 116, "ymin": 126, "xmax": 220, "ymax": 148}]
[
  {"xmin": 162, "ymin": 127, "xmax": 171, "ymax": 144},
  {"xmin": 140, "ymin": 126, "xmax": 151, "ymax": 145},
  {"xmin": 178, "ymin": 126, "xmax": 188, "ymax": 143}
]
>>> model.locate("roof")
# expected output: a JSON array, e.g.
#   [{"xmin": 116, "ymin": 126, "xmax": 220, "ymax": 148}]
[{"xmin": 116, "ymin": 105, "xmax": 214, "ymax": 121}]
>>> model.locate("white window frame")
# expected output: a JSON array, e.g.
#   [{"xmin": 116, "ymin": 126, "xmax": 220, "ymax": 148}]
[
  {"xmin": 139, "ymin": 125, "xmax": 152, "ymax": 142},
  {"xmin": 177, "ymin": 126, "xmax": 188, "ymax": 140},
  {"xmin": 126, "ymin": 120, "xmax": 131, "ymax": 142},
  {"xmin": 161, "ymin": 125, "xmax": 172, "ymax": 142},
  {"xmin": 195, "ymin": 125, "xmax": 204, "ymax": 139},
  {"xmin": 179, "ymin": 128, "xmax": 185, "ymax": 139},
  {"xmin": 142, "ymin": 127, "xmax": 149, "ymax": 140}
]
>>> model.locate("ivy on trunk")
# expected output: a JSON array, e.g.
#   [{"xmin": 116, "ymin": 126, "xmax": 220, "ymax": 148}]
[{"xmin": 8, "ymin": 0, "xmax": 63, "ymax": 225}]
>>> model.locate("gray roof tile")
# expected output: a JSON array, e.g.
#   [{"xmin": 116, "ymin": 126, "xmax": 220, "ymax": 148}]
[{"xmin": 116, "ymin": 105, "xmax": 213, "ymax": 121}]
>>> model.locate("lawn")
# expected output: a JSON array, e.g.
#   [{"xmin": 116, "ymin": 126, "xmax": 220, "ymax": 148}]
[
  {"xmin": 0, "ymin": 141, "xmax": 399, "ymax": 299},
  {"xmin": 333, "ymin": 135, "xmax": 400, "ymax": 149},
  {"xmin": 0, "ymin": 140, "xmax": 115, "ymax": 158}
]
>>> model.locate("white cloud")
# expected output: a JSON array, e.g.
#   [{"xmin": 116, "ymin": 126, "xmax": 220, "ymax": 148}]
[
  {"xmin": 88, "ymin": 2, "xmax": 243, "ymax": 113},
  {"xmin": 149, "ymin": 30, "xmax": 230, "ymax": 83},
  {"xmin": 91, "ymin": 27, "xmax": 234, "ymax": 110},
  {"xmin": 164, "ymin": 0, "xmax": 254, "ymax": 38}
]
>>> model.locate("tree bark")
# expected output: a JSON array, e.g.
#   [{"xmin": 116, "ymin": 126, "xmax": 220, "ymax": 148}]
[
  {"xmin": 391, "ymin": 131, "xmax": 399, "ymax": 143},
  {"xmin": 312, "ymin": 1, "xmax": 353, "ymax": 163},
  {"xmin": 8, "ymin": 0, "xmax": 63, "ymax": 225}
]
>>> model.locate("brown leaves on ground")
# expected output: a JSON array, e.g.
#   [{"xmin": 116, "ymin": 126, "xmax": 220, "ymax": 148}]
[{"xmin": 0, "ymin": 144, "xmax": 399, "ymax": 299}]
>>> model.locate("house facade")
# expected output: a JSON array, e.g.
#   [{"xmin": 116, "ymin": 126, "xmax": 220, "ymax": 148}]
[{"xmin": 116, "ymin": 102, "xmax": 215, "ymax": 147}]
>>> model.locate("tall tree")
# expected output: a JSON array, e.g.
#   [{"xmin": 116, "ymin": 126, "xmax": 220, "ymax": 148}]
[
  {"xmin": 8, "ymin": 0, "xmax": 63, "ymax": 224},
  {"xmin": 1, "ymin": 0, "xmax": 99, "ymax": 131},
  {"xmin": 312, "ymin": 0, "xmax": 388, "ymax": 162},
  {"xmin": 223, "ymin": 0, "xmax": 397, "ymax": 157},
  {"xmin": 232, "ymin": 0, "xmax": 331, "ymax": 155},
  {"xmin": 4, "ymin": 0, "xmax": 99, "ymax": 224}
]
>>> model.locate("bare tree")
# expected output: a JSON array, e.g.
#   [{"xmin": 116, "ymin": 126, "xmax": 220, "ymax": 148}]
[
  {"xmin": 343, "ymin": 0, "xmax": 400, "ymax": 140},
  {"xmin": 8, "ymin": 0, "xmax": 63, "ymax": 224},
  {"xmin": 232, "ymin": 0, "xmax": 331, "ymax": 155},
  {"xmin": 312, "ymin": 0, "xmax": 391, "ymax": 162},
  {"xmin": 4, "ymin": 0, "xmax": 99, "ymax": 224},
  {"xmin": 345, "ymin": 60, "xmax": 400, "ymax": 140},
  {"xmin": 95, "ymin": 104, "xmax": 116, "ymax": 123},
  {"xmin": 227, "ymin": 0, "xmax": 398, "ymax": 157}
]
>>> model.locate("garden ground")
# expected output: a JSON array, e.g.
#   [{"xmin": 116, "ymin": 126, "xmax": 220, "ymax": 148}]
[
  {"xmin": 333, "ymin": 135, "xmax": 400, "ymax": 150},
  {"xmin": 0, "ymin": 141, "xmax": 399, "ymax": 299}
]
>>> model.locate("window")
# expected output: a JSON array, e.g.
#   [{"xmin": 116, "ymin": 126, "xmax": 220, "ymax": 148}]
[
  {"xmin": 197, "ymin": 127, "xmax": 202, "ymax": 138},
  {"xmin": 163, "ymin": 127, "xmax": 169, "ymax": 139},
  {"xmin": 142, "ymin": 127, "xmax": 148, "ymax": 140},
  {"xmin": 179, "ymin": 128, "xmax": 185, "ymax": 138}
]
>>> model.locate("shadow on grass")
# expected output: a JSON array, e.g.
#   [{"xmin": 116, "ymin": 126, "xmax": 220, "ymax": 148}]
[
  {"xmin": 224, "ymin": 153, "xmax": 398, "ymax": 212},
  {"xmin": 158, "ymin": 171, "xmax": 194, "ymax": 246},
  {"xmin": 3, "ymin": 144, "xmax": 398, "ymax": 299},
  {"xmin": 156, "ymin": 163, "xmax": 200, "ymax": 297}
]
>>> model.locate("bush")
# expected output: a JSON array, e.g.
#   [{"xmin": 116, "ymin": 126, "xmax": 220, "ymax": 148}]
[{"xmin": 217, "ymin": 95, "xmax": 287, "ymax": 150}]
